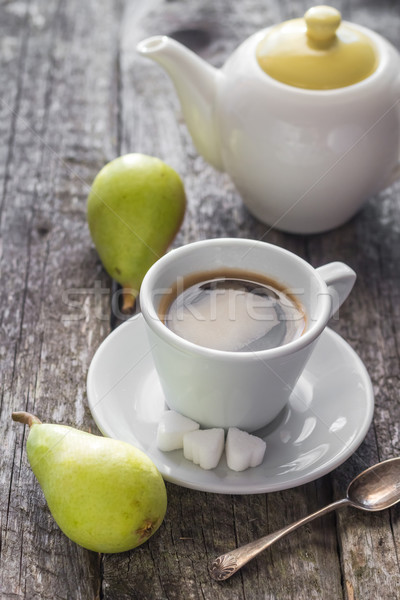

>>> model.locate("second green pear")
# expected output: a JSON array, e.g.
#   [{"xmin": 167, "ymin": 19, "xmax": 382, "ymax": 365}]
[
  {"xmin": 87, "ymin": 154, "xmax": 186, "ymax": 311},
  {"xmin": 13, "ymin": 412, "xmax": 167, "ymax": 553}
]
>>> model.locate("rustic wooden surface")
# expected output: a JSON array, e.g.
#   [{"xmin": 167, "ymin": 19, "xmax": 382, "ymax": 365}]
[{"xmin": 1, "ymin": 0, "xmax": 400, "ymax": 598}]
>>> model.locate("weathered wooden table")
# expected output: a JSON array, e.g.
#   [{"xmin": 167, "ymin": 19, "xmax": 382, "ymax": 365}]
[{"xmin": 1, "ymin": 0, "xmax": 400, "ymax": 598}]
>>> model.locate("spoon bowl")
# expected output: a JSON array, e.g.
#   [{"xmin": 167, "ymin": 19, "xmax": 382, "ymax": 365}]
[
  {"xmin": 348, "ymin": 457, "xmax": 400, "ymax": 511},
  {"xmin": 211, "ymin": 457, "xmax": 400, "ymax": 581}
]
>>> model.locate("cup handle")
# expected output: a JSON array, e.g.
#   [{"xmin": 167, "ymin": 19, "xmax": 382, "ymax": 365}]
[{"xmin": 316, "ymin": 262, "xmax": 356, "ymax": 319}]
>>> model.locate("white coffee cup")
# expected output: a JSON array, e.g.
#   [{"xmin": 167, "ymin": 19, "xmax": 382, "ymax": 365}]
[{"xmin": 140, "ymin": 238, "xmax": 356, "ymax": 431}]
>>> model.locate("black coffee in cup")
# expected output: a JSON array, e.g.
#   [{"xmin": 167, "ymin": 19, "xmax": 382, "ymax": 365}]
[{"xmin": 158, "ymin": 268, "xmax": 306, "ymax": 352}]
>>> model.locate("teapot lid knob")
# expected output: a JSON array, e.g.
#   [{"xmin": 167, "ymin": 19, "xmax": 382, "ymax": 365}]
[
  {"xmin": 305, "ymin": 5, "xmax": 341, "ymax": 44},
  {"xmin": 256, "ymin": 5, "xmax": 379, "ymax": 89}
]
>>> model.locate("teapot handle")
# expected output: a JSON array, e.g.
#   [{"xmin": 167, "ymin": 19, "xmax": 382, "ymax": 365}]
[{"xmin": 382, "ymin": 161, "xmax": 400, "ymax": 189}]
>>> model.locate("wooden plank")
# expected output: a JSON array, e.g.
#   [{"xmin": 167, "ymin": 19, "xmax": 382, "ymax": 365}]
[
  {"xmin": 1, "ymin": 0, "xmax": 400, "ymax": 598},
  {"xmin": 107, "ymin": 0, "xmax": 400, "ymax": 598},
  {"xmin": 308, "ymin": 196, "xmax": 400, "ymax": 598},
  {"xmin": 102, "ymin": 1, "xmax": 348, "ymax": 598},
  {"xmin": 306, "ymin": 4, "xmax": 400, "ymax": 598},
  {"xmin": 0, "ymin": 0, "xmax": 121, "ymax": 597}
]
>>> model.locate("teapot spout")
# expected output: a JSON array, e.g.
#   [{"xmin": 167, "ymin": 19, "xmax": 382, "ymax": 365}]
[{"xmin": 137, "ymin": 36, "xmax": 223, "ymax": 171}]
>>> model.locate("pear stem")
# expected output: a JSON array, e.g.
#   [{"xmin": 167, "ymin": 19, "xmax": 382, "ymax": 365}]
[
  {"xmin": 121, "ymin": 288, "xmax": 137, "ymax": 314},
  {"xmin": 12, "ymin": 411, "xmax": 42, "ymax": 427}
]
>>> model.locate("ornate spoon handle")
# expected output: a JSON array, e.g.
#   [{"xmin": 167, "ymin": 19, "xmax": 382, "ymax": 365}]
[{"xmin": 210, "ymin": 497, "xmax": 350, "ymax": 581}]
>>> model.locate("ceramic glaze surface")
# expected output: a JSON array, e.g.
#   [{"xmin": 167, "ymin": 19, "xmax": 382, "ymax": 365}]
[
  {"xmin": 87, "ymin": 317, "xmax": 374, "ymax": 494},
  {"xmin": 217, "ymin": 26, "xmax": 400, "ymax": 233},
  {"xmin": 139, "ymin": 239, "xmax": 356, "ymax": 431},
  {"xmin": 137, "ymin": 15, "xmax": 400, "ymax": 234},
  {"xmin": 256, "ymin": 7, "xmax": 378, "ymax": 90}
]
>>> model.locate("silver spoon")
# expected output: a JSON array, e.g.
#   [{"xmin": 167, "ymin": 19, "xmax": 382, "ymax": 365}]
[{"xmin": 210, "ymin": 457, "xmax": 400, "ymax": 581}]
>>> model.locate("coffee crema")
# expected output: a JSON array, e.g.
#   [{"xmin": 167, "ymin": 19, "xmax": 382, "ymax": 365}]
[{"xmin": 158, "ymin": 268, "xmax": 306, "ymax": 352}]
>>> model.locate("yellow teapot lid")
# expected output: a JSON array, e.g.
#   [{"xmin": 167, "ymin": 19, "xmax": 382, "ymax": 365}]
[{"xmin": 256, "ymin": 6, "xmax": 378, "ymax": 89}]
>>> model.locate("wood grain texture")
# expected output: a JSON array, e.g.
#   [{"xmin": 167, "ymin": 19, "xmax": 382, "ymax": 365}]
[
  {"xmin": 1, "ymin": 0, "xmax": 400, "ymax": 598},
  {"xmin": 0, "ymin": 0, "xmax": 120, "ymax": 597}
]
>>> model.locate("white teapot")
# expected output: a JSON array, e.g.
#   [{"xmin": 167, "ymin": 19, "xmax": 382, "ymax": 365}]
[{"xmin": 137, "ymin": 6, "xmax": 400, "ymax": 234}]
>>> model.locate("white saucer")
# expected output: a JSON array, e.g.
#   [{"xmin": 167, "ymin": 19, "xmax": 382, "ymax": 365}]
[{"xmin": 87, "ymin": 314, "xmax": 374, "ymax": 495}]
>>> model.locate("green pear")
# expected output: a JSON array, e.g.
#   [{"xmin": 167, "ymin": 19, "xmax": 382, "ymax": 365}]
[
  {"xmin": 12, "ymin": 412, "xmax": 167, "ymax": 553},
  {"xmin": 87, "ymin": 153, "xmax": 186, "ymax": 312}
]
